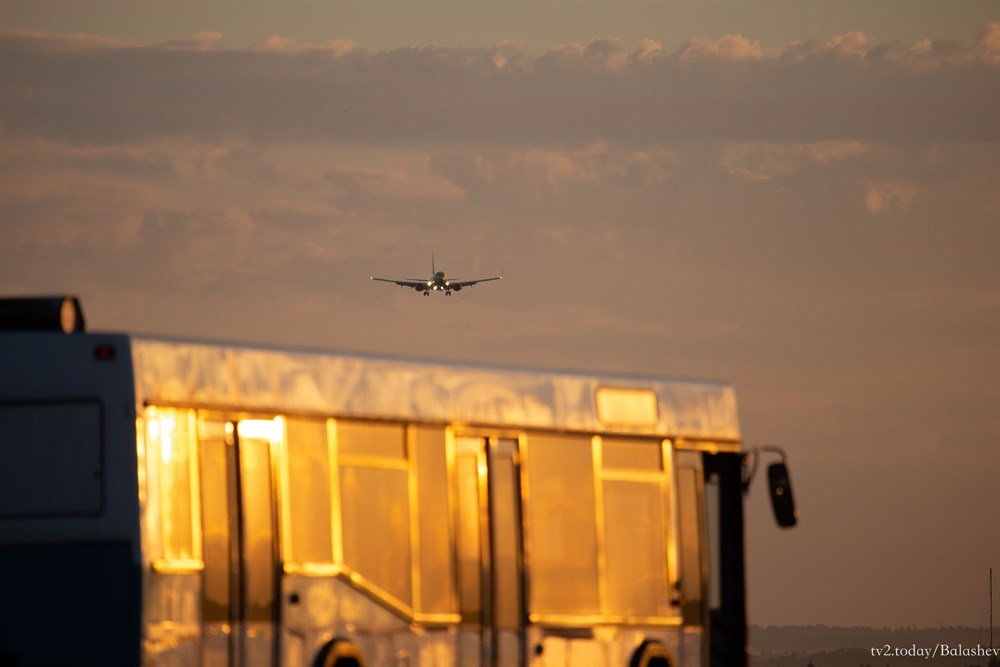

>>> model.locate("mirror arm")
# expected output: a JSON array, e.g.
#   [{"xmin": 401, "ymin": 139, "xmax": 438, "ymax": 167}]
[{"xmin": 741, "ymin": 445, "xmax": 789, "ymax": 494}]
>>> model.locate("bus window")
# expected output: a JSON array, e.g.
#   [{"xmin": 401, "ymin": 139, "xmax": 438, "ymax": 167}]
[
  {"xmin": 601, "ymin": 438, "xmax": 661, "ymax": 471},
  {"xmin": 145, "ymin": 407, "xmax": 201, "ymax": 566},
  {"xmin": 602, "ymin": 480, "xmax": 670, "ymax": 616},
  {"xmin": 676, "ymin": 453, "xmax": 705, "ymax": 626},
  {"xmin": 600, "ymin": 438, "xmax": 672, "ymax": 619},
  {"xmin": 198, "ymin": 418, "xmax": 230, "ymax": 627},
  {"xmin": 0, "ymin": 400, "xmax": 103, "ymax": 518},
  {"xmin": 239, "ymin": 433, "xmax": 276, "ymax": 624},
  {"xmin": 338, "ymin": 420, "xmax": 406, "ymax": 461},
  {"xmin": 283, "ymin": 417, "xmax": 333, "ymax": 564},
  {"xmin": 336, "ymin": 420, "xmax": 412, "ymax": 607},
  {"xmin": 453, "ymin": 443, "xmax": 483, "ymax": 621},
  {"xmin": 489, "ymin": 439, "xmax": 524, "ymax": 636},
  {"xmin": 524, "ymin": 433, "xmax": 600, "ymax": 616},
  {"xmin": 704, "ymin": 471, "xmax": 721, "ymax": 613},
  {"xmin": 410, "ymin": 425, "xmax": 456, "ymax": 615}
]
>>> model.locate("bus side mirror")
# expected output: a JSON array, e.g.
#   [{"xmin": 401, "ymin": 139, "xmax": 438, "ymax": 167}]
[{"xmin": 767, "ymin": 462, "xmax": 797, "ymax": 528}]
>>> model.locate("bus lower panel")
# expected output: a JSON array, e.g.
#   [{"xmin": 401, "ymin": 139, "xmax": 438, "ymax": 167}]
[
  {"xmin": 0, "ymin": 542, "xmax": 140, "ymax": 667},
  {"xmin": 281, "ymin": 575, "xmax": 454, "ymax": 667}
]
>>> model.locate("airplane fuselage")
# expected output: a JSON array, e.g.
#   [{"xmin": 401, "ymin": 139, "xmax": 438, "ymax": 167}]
[{"xmin": 426, "ymin": 271, "xmax": 455, "ymax": 294}]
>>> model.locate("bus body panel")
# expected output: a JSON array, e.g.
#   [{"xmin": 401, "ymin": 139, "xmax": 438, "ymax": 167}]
[{"xmin": 130, "ymin": 337, "xmax": 741, "ymax": 445}]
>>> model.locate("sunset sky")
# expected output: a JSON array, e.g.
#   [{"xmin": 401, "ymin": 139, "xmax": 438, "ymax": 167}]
[{"xmin": 1, "ymin": 1, "xmax": 998, "ymax": 629}]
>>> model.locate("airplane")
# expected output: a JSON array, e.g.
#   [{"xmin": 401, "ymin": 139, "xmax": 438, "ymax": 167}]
[{"xmin": 371, "ymin": 254, "xmax": 502, "ymax": 296}]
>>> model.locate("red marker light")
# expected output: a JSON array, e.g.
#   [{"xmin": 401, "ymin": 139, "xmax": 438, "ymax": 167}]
[{"xmin": 94, "ymin": 344, "xmax": 116, "ymax": 361}]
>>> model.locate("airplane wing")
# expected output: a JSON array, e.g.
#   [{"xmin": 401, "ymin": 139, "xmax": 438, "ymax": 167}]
[
  {"xmin": 371, "ymin": 277, "xmax": 429, "ymax": 288},
  {"xmin": 449, "ymin": 275, "xmax": 502, "ymax": 288}
]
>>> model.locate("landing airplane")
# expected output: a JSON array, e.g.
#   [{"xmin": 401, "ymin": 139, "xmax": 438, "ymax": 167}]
[{"xmin": 371, "ymin": 255, "xmax": 502, "ymax": 296}]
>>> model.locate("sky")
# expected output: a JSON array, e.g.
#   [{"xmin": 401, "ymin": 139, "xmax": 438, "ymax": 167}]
[{"xmin": 1, "ymin": 1, "xmax": 998, "ymax": 630}]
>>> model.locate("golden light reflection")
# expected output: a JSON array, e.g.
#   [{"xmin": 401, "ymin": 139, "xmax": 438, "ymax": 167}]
[
  {"xmin": 238, "ymin": 418, "xmax": 283, "ymax": 441},
  {"xmin": 144, "ymin": 406, "xmax": 202, "ymax": 568},
  {"xmin": 159, "ymin": 413, "xmax": 175, "ymax": 465}
]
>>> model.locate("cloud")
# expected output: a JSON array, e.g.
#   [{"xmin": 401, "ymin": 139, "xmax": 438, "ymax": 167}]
[
  {"xmin": 430, "ymin": 143, "xmax": 682, "ymax": 197},
  {"xmin": 541, "ymin": 37, "xmax": 665, "ymax": 70},
  {"xmin": 865, "ymin": 179, "xmax": 918, "ymax": 215},
  {"xmin": 976, "ymin": 21, "xmax": 1000, "ymax": 63},
  {"xmin": 159, "ymin": 31, "xmax": 224, "ymax": 51},
  {"xmin": 820, "ymin": 31, "xmax": 874, "ymax": 60},
  {"xmin": 515, "ymin": 143, "xmax": 683, "ymax": 191},
  {"xmin": 327, "ymin": 161, "xmax": 465, "ymax": 200},
  {"xmin": 0, "ymin": 28, "xmax": 139, "ymax": 52},
  {"xmin": 1, "ymin": 25, "xmax": 997, "ymax": 147},
  {"xmin": 252, "ymin": 35, "xmax": 355, "ymax": 56},
  {"xmin": 889, "ymin": 21, "xmax": 1000, "ymax": 72},
  {"xmin": 678, "ymin": 33, "xmax": 763, "ymax": 61},
  {"xmin": 719, "ymin": 140, "xmax": 878, "ymax": 181}
]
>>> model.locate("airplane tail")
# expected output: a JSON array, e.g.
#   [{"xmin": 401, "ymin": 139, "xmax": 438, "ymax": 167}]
[{"xmin": 432, "ymin": 252, "xmax": 435, "ymax": 275}]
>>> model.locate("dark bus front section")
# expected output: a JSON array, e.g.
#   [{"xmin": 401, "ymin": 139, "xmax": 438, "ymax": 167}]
[{"xmin": 0, "ymin": 329, "xmax": 143, "ymax": 667}]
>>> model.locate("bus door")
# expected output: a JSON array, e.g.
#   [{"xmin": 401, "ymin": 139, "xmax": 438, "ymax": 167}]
[
  {"xmin": 199, "ymin": 418, "xmax": 279, "ymax": 667},
  {"xmin": 454, "ymin": 436, "xmax": 525, "ymax": 667}
]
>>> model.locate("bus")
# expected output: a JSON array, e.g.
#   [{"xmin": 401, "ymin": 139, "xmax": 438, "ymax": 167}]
[{"xmin": 0, "ymin": 296, "xmax": 796, "ymax": 667}]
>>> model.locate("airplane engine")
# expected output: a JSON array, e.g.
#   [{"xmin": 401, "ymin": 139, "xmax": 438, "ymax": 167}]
[
  {"xmin": 413, "ymin": 286, "xmax": 425, "ymax": 292},
  {"xmin": 451, "ymin": 285, "xmax": 462, "ymax": 291}
]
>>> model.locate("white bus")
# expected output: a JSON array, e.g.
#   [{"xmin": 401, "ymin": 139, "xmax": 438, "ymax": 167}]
[{"xmin": 0, "ymin": 297, "xmax": 795, "ymax": 667}]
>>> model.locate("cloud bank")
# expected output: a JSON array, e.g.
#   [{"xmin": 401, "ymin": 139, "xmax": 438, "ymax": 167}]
[{"xmin": 2, "ymin": 24, "xmax": 997, "ymax": 146}]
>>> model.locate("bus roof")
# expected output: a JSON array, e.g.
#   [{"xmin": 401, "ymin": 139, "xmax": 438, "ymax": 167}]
[{"xmin": 131, "ymin": 335, "xmax": 740, "ymax": 442}]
